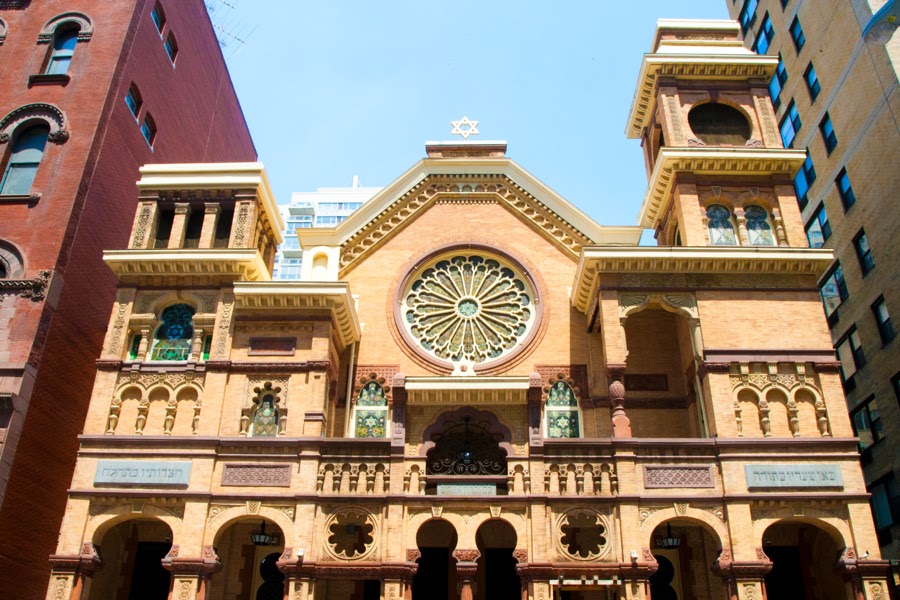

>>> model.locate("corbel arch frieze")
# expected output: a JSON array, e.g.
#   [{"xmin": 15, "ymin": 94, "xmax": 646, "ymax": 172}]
[
  {"xmin": 37, "ymin": 12, "xmax": 93, "ymax": 43},
  {"xmin": 0, "ymin": 103, "xmax": 68, "ymax": 144},
  {"xmin": 617, "ymin": 292, "xmax": 699, "ymax": 320}
]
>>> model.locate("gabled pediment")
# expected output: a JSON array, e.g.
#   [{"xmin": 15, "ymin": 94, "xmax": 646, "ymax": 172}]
[{"xmin": 296, "ymin": 157, "xmax": 641, "ymax": 276}]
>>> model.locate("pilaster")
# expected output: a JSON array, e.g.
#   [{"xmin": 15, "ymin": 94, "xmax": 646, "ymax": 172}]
[
  {"xmin": 199, "ymin": 203, "xmax": 221, "ymax": 249},
  {"xmin": 168, "ymin": 203, "xmax": 191, "ymax": 249}
]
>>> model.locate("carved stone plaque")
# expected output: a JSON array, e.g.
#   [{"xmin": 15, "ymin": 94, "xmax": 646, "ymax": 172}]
[
  {"xmin": 222, "ymin": 464, "xmax": 291, "ymax": 487},
  {"xmin": 745, "ymin": 464, "xmax": 843, "ymax": 489},
  {"xmin": 95, "ymin": 460, "xmax": 191, "ymax": 487},
  {"xmin": 436, "ymin": 483, "xmax": 496, "ymax": 496},
  {"xmin": 644, "ymin": 465, "xmax": 714, "ymax": 488}
]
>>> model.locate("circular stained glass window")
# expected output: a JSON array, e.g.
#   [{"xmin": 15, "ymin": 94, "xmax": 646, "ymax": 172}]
[{"xmin": 400, "ymin": 252, "xmax": 537, "ymax": 371}]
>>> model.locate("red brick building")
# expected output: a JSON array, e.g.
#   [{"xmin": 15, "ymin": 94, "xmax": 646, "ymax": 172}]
[{"xmin": 0, "ymin": 0, "xmax": 255, "ymax": 595}]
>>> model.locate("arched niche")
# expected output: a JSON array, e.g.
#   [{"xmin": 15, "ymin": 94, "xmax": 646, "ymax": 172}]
[
  {"xmin": 37, "ymin": 12, "xmax": 93, "ymax": 43},
  {"xmin": 0, "ymin": 103, "xmax": 69, "ymax": 145},
  {"xmin": 0, "ymin": 240, "xmax": 25, "ymax": 278}
]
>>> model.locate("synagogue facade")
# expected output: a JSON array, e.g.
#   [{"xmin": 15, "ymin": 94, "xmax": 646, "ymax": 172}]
[{"xmin": 46, "ymin": 20, "xmax": 889, "ymax": 600}]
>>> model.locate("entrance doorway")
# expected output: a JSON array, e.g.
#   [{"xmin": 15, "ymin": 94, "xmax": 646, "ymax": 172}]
[
  {"xmin": 88, "ymin": 519, "xmax": 172, "ymax": 600},
  {"xmin": 762, "ymin": 521, "xmax": 844, "ymax": 600},
  {"xmin": 475, "ymin": 520, "xmax": 520, "ymax": 600},
  {"xmin": 412, "ymin": 519, "xmax": 458, "ymax": 600},
  {"xmin": 207, "ymin": 518, "xmax": 286, "ymax": 600}
]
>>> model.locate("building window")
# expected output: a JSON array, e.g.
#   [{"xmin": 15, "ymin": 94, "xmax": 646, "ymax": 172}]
[
  {"xmin": 317, "ymin": 202, "xmax": 363, "ymax": 211},
  {"xmin": 706, "ymin": 204, "xmax": 737, "ymax": 245},
  {"xmin": 140, "ymin": 113, "xmax": 156, "ymax": 148},
  {"xmin": 789, "ymin": 17, "xmax": 806, "ymax": 52},
  {"xmin": 45, "ymin": 26, "xmax": 79, "ymax": 75},
  {"xmin": 794, "ymin": 151, "xmax": 816, "ymax": 208},
  {"xmin": 149, "ymin": 303, "xmax": 195, "ymax": 361},
  {"xmin": 739, "ymin": 0, "xmax": 759, "ymax": 33},
  {"xmin": 836, "ymin": 168, "xmax": 856, "ymax": 210},
  {"xmin": 852, "ymin": 397, "xmax": 883, "ymax": 449},
  {"xmin": 872, "ymin": 297, "xmax": 895, "ymax": 345},
  {"xmin": 316, "ymin": 215, "xmax": 347, "ymax": 225},
  {"xmin": 819, "ymin": 263, "xmax": 848, "ymax": 319},
  {"xmin": 124, "ymin": 83, "xmax": 142, "ymax": 118},
  {"xmin": 805, "ymin": 204, "xmax": 831, "ymax": 248},
  {"xmin": 779, "ymin": 100, "xmax": 801, "ymax": 147},
  {"xmin": 0, "ymin": 125, "xmax": 50, "ymax": 196},
  {"xmin": 869, "ymin": 475, "xmax": 898, "ymax": 546},
  {"xmin": 780, "ymin": 0, "xmax": 790, "ymax": 7},
  {"xmin": 753, "ymin": 13, "xmax": 775, "ymax": 54},
  {"xmin": 251, "ymin": 393, "xmax": 279, "ymax": 437},
  {"xmin": 353, "ymin": 378, "xmax": 388, "ymax": 439},
  {"xmin": 804, "ymin": 62, "xmax": 821, "ymax": 100},
  {"xmin": 769, "ymin": 54, "xmax": 788, "ymax": 109},
  {"xmin": 164, "ymin": 33, "xmax": 177, "ymax": 64},
  {"xmin": 545, "ymin": 380, "xmax": 582, "ymax": 438},
  {"xmin": 151, "ymin": 2, "xmax": 166, "ymax": 34},
  {"xmin": 854, "ymin": 229, "xmax": 875, "ymax": 276},
  {"xmin": 837, "ymin": 327, "xmax": 867, "ymax": 383},
  {"xmin": 745, "ymin": 205, "xmax": 775, "ymax": 246},
  {"xmin": 0, "ymin": 395, "xmax": 12, "ymax": 429},
  {"xmin": 819, "ymin": 113, "xmax": 837, "ymax": 154}
]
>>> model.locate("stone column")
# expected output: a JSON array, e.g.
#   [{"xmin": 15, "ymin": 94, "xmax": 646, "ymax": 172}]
[
  {"xmin": 734, "ymin": 207, "xmax": 749, "ymax": 246},
  {"xmin": 453, "ymin": 550, "xmax": 479, "ymax": 600},
  {"xmin": 835, "ymin": 550, "xmax": 892, "ymax": 600},
  {"xmin": 277, "ymin": 548, "xmax": 307, "ymax": 600},
  {"xmin": 229, "ymin": 200, "xmax": 258, "ymax": 249},
  {"xmin": 198, "ymin": 203, "xmax": 221, "ymax": 249},
  {"xmin": 47, "ymin": 542, "xmax": 101, "ymax": 600},
  {"xmin": 137, "ymin": 327, "xmax": 151, "ymax": 361},
  {"xmin": 168, "ymin": 203, "xmax": 192, "ymax": 249},
  {"xmin": 619, "ymin": 554, "xmax": 657, "ymax": 600},
  {"xmin": 161, "ymin": 544, "xmax": 221, "ymax": 600},
  {"xmin": 771, "ymin": 208, "xmax": 789, "ymax": 247},
  {"xmin": 608, "ymin": 368, "xmax": 631, "ymax": 438},
  {"xmin": 712, "ymin": 549, "xmax": 772, "ymax": 600},
  {"xmin": 129, "ymin": 201, "xmax": 159, "ymax": 249},
  {"xmin": 189, "ymin": 328, "xmax": 204, "ymax": 362}
]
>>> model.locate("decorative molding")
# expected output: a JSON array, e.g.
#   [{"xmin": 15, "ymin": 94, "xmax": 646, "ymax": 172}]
[
  {"xmin": 0, "ymin": 269, "xmax": 52, "ymax": 300},
  {"xmin": 222, "ymin": 464, "xmax": 291, "ymax": 487},
  {"xmin": 643, "ymin": 465, "xmax": 714, "ymax": 488},
  {"xmin": 0, "ymin": 103, "xmax": 68, "ymax": 144},
  {"xmin": 37, "ymin": 12, "xmax": 94, "ymax": 42},
  {"xmin": 536, "ymin": 365, "xmax": 589, "ymax": 400},
  {"xmin": 248, "ymin": 337, "xmax": 297, "ymax": 356}
]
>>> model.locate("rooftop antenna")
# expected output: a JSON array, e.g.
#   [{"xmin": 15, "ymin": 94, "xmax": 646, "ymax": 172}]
[{"xmin": 205, "ymin": 0, "xmax": 257, "ymax": 59}]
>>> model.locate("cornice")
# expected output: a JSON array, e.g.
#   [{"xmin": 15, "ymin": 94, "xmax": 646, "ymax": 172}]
[
  {"xmin": 626, "ymin": 53, "xmax": 779, "ymax": 139},
  {"xmin": 638, "ymin": 147, "xmax": 808, "ymax": 229},
  {"xmin": 103, "ymin": 249, "xmax": 268, "ymax": 284},
  {"xmin": 232, "ymin": 281, "xmax": 360, "ymax": 350},
  {"xmin": 571, "ymin": 246, "xmax": 834, "ymax": 315}
]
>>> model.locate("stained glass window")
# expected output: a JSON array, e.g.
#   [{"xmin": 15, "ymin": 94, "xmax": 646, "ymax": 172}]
[
  {"xmin": 745, "ymin": 205, "xmax": 774, "ymax": 246},
  {"xmin": 546, "ymin": 381, "xmax": 581, "ymax": 439},
  {"xmin": 252, "ymin": 393, "xmax": 279, "ymax": 437},
  {"xmin": 401, "ymin": 253, "xmax": 536, "ymax": 370},
  {"xmin": 150, "ymin": 303, "xmax": 194, "ymax": 361},
  {"xmin": 353, "ymin": 381, "xmax": 388, "ymax": 438},
  {"xmin": 706, "ymin": 205, "xmax": 737, "ymax": 246}
]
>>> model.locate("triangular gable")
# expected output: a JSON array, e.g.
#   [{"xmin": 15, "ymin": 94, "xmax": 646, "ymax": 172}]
[{"xmin": 297, "ymin": 157, "xmax": 618, "ymax": 276}]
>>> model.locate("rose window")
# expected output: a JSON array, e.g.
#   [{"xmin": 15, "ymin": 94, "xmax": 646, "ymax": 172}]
[
  {"xmin": 559, "ymin": 511, "xmax": 610, "ymax": 560},
  {"xmin": 326, "ymin": 509, "xmax": 375, "ymax": 559},
  {"xmin": 401, "ymin": 253, "xmax": 536, "ymax": 370}
]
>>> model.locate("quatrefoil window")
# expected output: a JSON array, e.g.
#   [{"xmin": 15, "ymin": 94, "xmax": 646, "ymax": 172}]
[
  {"xmin": 400, "ymin": 252, "xmax": 537, "ymax": 370},
  {"xmin": 559, "ymin": 511, "xmax": 609, "ymax": 560},
  {"xmin": 327, "ymin": 510, "xmax": 375, "ymax": 559}
]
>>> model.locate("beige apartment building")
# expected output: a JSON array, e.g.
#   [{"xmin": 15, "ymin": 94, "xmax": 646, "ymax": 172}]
[
  {"xmin": 727, "ymin": 0, "xmax": 900, "ymax": 561},
  {"xmin": 43, "ymin": 19, "xmax": 890, "ymax": 600}
]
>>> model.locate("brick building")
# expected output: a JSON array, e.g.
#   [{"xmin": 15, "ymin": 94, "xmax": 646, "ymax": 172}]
[
  {"xmin": 0, "ymin": 0, "xmax": 255, "ymax": 596},
  {"xmin": 45, "ymin": 19, "xmax": 889, "ymax": 600},
  {"xmin": 726, "ymin": 0, "xmax": 900, "ymax": 562}
]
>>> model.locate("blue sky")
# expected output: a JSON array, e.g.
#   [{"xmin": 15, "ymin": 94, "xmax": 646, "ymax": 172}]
[{"xmin": 214, "ymin": 1, "xmax": 728, "ymax": 230}]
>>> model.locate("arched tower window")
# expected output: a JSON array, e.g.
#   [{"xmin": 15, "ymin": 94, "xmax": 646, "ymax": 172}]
[
  {"xmin": 688, "ymin": 103, "xmax": 752, "ymax": 146},
  {"xmin": 150, "ymin": 303, "xmax": 195, "ymax": 361},
  {"xmin": 706, "ymin": 204, "xmax": 737, "ymax": 246},
  {"xmin": 545, "ymin": 380, "xmax": 582, "ymax": 439},
  {"xmin": 353, "ymin": 379, "xmax": 388, "ymax": 438},
  {"xmin": 745, "ymin": 205, "xmax": 775, "ymax": 246},
  {"xmin": 46, "ymin": 26, "xmax": 79, "ymax": 74},
  {"xmin": 0, "ymin": 125, "xmax": 50, "ymax": 196}
]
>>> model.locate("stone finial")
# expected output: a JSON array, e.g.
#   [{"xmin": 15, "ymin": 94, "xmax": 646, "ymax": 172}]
[{"xmin": 610, "ymin": 379, "xmax": 632, "ymax": 438}]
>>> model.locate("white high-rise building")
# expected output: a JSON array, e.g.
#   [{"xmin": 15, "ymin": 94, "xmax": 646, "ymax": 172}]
[{"xmin": 273, "ymin": 176, "xmax": 382, "ymax": 279}]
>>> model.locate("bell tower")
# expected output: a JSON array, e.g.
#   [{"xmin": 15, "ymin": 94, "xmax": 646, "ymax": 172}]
[{"xmin": 626, "ymin": 19, "xmax": 808, "ymax": 248}]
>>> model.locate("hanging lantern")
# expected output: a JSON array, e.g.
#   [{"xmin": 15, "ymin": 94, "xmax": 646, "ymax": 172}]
[
  {"xmin": 655, "ymin": 523, "xmax": 681, "ymax": 549},
  {"xmin": 251, "ymin": 521, "xmax": 278, "ymax": 546}
]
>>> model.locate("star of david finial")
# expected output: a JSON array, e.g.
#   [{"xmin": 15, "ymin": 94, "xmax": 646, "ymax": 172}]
[{"xmin": 450, "ymin": 116, "xmax": 479, "ymax": 140}]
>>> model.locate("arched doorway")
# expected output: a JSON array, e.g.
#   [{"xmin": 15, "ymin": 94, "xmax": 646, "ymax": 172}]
[
  {"xmin": 475, "ymin": 520, "xmax": 520, "ymax": 600},
  {"xmin": 208, "ymin": 518, "xmax": 286, "ymax": 600},
  {"xmin": 762, "ymin": 521, "xmax": 845, "ymax": 600},
  {"xmin": 648, "ymin": 519, "xmax": 727, "ymax": 600},
  {"xmin": 89, "ymin": 519, "xmax": 172, "ymax": 600},
  {"xmin": 412, "ymin": 519, "xmax": 458, "ymax": 600}
]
